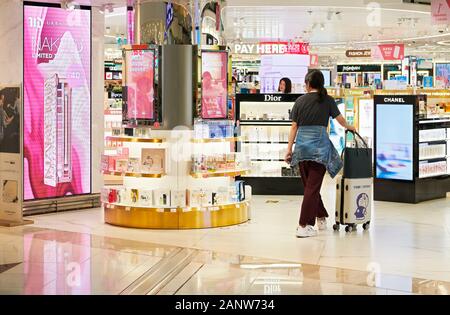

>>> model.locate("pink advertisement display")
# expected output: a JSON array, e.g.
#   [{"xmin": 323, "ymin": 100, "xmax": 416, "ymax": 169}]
[
  {"xmin": 124, "ymin": 49, "xmax": 155, "ymax": 120},
  {"xmin": 23, "ymin": 4, "xmax": 91, "ymax": 200},
  {"xmin": 201, "ymin": 51, "xmax": 228, "ymax": 119}
]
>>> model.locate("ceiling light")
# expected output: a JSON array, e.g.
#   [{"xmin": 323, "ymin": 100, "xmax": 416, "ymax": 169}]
[
  {"xmin": 327, "ymin": 11, "xmax": 333, "ymax": 21},
  {"xmin": 320, "ymin": 24, "xmax": 325, "ymax": 31}
]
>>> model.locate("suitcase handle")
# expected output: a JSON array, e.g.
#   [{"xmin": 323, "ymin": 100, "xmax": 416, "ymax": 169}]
[{"xmin": 344, "ymin": 130, "xmax": 369, "ymax": 149}]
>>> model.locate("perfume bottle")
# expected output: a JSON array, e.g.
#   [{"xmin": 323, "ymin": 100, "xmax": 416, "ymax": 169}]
[{"xmin": 44, "ymin": 73, "xmax": 72, "ymax": 187}]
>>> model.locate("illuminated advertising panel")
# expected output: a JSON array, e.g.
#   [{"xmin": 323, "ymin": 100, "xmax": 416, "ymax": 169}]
[
  {"xmin": 23, "ymin": 2, "xmax": 91, "ymax": 200},
  {"xmin": 375, "ymin": 103, "xmax": 414, "ymax": 181},
  {"xmin": 201, "ymin": 51, "xmax": 228, "ymax": 119},
  {"xmin": 123, "ymin": 48, "xmax": 155, "ymax": 121}
]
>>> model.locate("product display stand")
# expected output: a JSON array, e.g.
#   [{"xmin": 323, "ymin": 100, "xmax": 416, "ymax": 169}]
[
  {"xmin": 102, "ymin": 127, "xmax": 251, "ymax": 229},
  {"xmin": 235, "ymin": 93, "xmax": 304, "ymax": 195},
  {"xmin": 374, "ymin": 94, "xmax": 450, "ymax": 203}
]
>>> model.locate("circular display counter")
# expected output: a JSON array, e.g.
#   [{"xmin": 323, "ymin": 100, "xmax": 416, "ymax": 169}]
[{"xmin": 104, "ymin": 201, "xmax": 250, "ymax": 229}]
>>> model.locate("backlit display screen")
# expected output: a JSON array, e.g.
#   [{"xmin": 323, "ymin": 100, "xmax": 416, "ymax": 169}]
[{"xmin": 23, "ymin": 3, "xmax": 91, "ymax": 200}]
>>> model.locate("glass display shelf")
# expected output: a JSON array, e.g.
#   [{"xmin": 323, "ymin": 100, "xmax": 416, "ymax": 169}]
[
  {"xmin": 419, "ymin": 155, "xmax": 448, "ymax": 161},
  {"xmin": 105, "ymin": 136, "xmax": 165, "ymax": 143},
  {"xmin": 191, "ymin": 136, "xmax": 243, "ymax": 143},
  {"xmin": 103, "ymin": 200, "xmax": 250, "ymax": 213},
  {"xmin": 102, "ymin": 170, "xmax": 165, "ymax": 178},
  {"xmin": 240, "ymin": 120, "xmax": 291, "ymax": 125},
  {"xmin": 190, "ymin": 169, "xmax": 250, "ymax": 178}
]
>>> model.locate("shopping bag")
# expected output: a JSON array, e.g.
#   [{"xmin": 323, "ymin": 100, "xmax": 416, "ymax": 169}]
[{"xmin": 342, "ymin": 131, "xmax": 372, "ymax": 179}]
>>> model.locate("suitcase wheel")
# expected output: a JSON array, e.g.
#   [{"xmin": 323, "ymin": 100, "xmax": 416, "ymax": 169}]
[
  {"xmin": 363, "ymin": 222, "xmax": 370, "ymax": 231},
  {"xmin": 345, "ymin": 225, "xmax": 354, "ymax": 233},
  {"xmin": 333, "ymin": 223, "xmax": 340, "ymax": 231}
]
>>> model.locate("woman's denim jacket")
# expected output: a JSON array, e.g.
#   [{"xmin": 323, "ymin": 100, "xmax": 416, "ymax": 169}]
[{"xmin": 291, "ymin": 126, "xmax": 343, "ymax": 178}]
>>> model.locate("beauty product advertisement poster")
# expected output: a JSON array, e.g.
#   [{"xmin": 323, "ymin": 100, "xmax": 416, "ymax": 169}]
[
  {"xmin": 376, "ymin": 104, "xmax": 413, "ymax": 181},
  {"xmin": 23, "ymin": 4, "xmax": 91, "ymax": 200},
  {"xmin": 124, "ymin": 49, "xmax": 155, "ymax": 121},
  {"xmin": 201, "ymin": 51, "xmax": 228, "ymax": 119},
  {"xmin": 0, "ymin": 86, "xmax": 22, "ymax": 222}
]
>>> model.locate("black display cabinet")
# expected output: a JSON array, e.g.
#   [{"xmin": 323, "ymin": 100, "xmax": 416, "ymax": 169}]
[{"xmin": 374, "ymin": 95, "xmax": 450, "ymax": 203}]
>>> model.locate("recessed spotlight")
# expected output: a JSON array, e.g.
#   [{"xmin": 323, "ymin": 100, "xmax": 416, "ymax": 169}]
[{"xmin": 320, "ymin": 24, "xmax": 325, "ymax": 31}]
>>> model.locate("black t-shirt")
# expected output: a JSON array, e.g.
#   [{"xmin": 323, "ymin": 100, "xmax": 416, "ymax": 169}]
[{"xmin": 290, "ymin": 92, "xmax": 341, "ymax": 127}]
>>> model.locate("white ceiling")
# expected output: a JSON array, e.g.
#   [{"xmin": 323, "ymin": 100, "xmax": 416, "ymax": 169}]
[
  {"xmin": 24, "ymin": 0, "xmax": 450, "ymax": 62},
  {"xmin": 223, "ymin": 2, "xmax": 443, "ymax": 46}
]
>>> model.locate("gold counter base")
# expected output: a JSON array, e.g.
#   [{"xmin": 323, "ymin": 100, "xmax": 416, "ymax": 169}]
[{"xmin": 103, "ymin": 202, "xmax": 250, "ymax": 229}]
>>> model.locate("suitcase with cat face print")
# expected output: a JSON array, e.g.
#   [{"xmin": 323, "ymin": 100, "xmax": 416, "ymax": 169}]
[{"xmin": 333, "ymin": 175, "xmax": 372, "ymax": 233}]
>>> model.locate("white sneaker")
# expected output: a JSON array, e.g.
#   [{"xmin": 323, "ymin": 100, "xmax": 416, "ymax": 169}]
[
  {"xmin": 317, "ymin": 218, "xmax": 327, "ymax": 231},
  {"xmin": 296, "ymin": 225, "xmax": 317, "ymax": 238}
]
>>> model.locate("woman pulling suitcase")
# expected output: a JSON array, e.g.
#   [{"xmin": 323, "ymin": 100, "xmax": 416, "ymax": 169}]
[{"xmin": 285, "ymin": 70, "xmax": 356, "ymax": 238}]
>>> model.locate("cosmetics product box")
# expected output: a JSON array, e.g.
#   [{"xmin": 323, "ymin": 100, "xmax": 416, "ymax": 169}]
[
  {"xmin": 245, "ymin": 185, "xmax": 252, "ymax": 201},
  {"xmin": 108, "ymin": 188, "xmax": 118, "ymax": 203},
  {"xmin": 188, "ymin": 189, "xmax": 203, "ymax": 207},
  {"xmin": 101, "ymin": 188, "xmax": 110, "ymax": 203},
  {"xmin": 139, "ymin": 190, "xmax": 153, "ymax": 206},
  {"xmin": 141, "ymin": 149, "xmax": 165, "ymax": 173},
  {"xmin": 171, "ymin": 190, "xmax": 187, "ymax": 208},
  {"xmin": 130, "ymin": 189, "xmax": 139, "ymax": 204},
  {"xmin": 116, "ymin": 159, "xmax": 128, "ymax": 172},
  {"xmin": 235, "ymin": 180, "xmax": 245, "ymax": 202},
  {"xmin": 116, "ymin": 188, "xmax": 128, "ymax": 204},
  {"xmin": 154, "ymin": 189, "xmax": 171, "ymax": 207},
  {"xmin": 228, "ymin": 186, "xmax": 239, "ymax": 203},
  {"xmin": 127, "ymin": 158, "xmax": 141, "ymax": 172},
  {"xmin": 200, "ymin": 189, "xmax": 214, "ymax": 207},
  {"xmin": 116, "ymin": 147, "xmax": 129, "ymax": 159},
  {"xmin": 101, "ymin": 155, "xmax": 110, "ymax": 172},
  {"xmin": 213, "ymin": 187, "xmax": 229, "ymax": 205},
  {"xmin": 44, "ymin": 73, "xmax": 72, "ymax": 187}
]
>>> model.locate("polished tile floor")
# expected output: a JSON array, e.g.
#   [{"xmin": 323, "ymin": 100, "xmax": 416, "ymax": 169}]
[{"xmin": 0, "ymin": 177, "xmax": 449, "ymax": 294}]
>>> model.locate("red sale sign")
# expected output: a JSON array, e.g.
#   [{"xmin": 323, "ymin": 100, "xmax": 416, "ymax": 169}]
[
  {"xmin": 372, "ymin": 44, "xmax": 404, "ymax": 61},
  {"xmin": 310, "ymin": 54, "xmax": 319, "ymax": 67},
  {"xmin": 431, "ymin": 0, "xmax": 450, "ymax": 24}
]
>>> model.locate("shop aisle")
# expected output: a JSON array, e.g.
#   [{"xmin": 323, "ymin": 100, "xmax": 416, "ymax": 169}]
[{"xmin": 13, "ymin": 177, "xmax": 450, "ymax": 284}]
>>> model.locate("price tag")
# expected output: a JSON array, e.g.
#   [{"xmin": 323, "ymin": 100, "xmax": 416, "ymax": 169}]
[
  {"xmin": 156, "ymin": 208, "xmax": 164, "ymax": 213},
  {"xmin": 170, "ymin": 208, "xmax": 177, "ymax": 213},
  {"xmin": 125, "ymin": 207, "xmax": 131, "ymax": 212},
  {"xmin": 211, "ymin": 206, "xmax": 219, "ymax": 211},
  {"xmin": 182, "ymin": 207, "xmax": 192, "ymax": 212},
  {"xmin": 236, "ymin": 204, "xmax": 240, "ymax": 208}
]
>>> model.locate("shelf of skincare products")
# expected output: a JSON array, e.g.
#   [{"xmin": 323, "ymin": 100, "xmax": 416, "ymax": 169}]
[
  {"xmin": 242, "ymin": 142, "xmax": 289, "ymax": 161},
  {"xmin": 101, "ymin": 183, "xmax": 248, "ymax": 209},
  {"xmin": 419, "ymin": 160, "xmax": 448, "ymax": 178},
  {"xmin": 190, "ymin": 153, "xmax": 250, "ymax": 177},
  {"xmin": 193, "ymin": 119, "xmax": 236, "ymax": 139},
  {"xmin": 240, "ymin": 125, "xmax": 291, "ymax": 143},
  {"xmin": 105, "ymin": 136, "xmax": 165, "ymax": 143},
  {"xmin": 419, "ymin": 128, "xmax": 447, "ymax": 142},
  {"xmin": 101, "ymin": 144, "xmax": 166, "ymax": 177},
  {"xmin": 248, "ymin": 161, "xmax": 300, "ymax": 178},
  {"xmin": 419, "ymin": 143, "xmax": 447, "ymax": 161},
  {"xmin": 191, "ymin": 137, "xmax": 243, "ymax": 143}
]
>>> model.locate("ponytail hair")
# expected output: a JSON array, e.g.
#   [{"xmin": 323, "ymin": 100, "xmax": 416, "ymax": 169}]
[{"xmin": 305, "ymin": 69, "xmax": 328, "ymax": 102}]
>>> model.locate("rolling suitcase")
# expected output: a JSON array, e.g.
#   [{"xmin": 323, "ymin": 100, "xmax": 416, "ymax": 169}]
[
  {"xmin": 333, "ymin": 131, "xmax": 373, "ymax": 233},
  {"xmin": 333, "ymin": 175, "xmax": 372, "ymax": 232}
]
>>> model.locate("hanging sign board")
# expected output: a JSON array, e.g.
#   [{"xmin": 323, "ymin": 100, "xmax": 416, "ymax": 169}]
[
  {"xmin": 345, "ymin": 50, "xmax": 372, "ymax": 58},
  {"xmin": 431, "ymin": 0, "xmax": 450, "ymax": 24}
]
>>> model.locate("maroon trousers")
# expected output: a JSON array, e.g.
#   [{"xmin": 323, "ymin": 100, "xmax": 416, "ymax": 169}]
[{"xmin": 299, "ymin": 161, "xmax": 329, "ymax": 227}]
